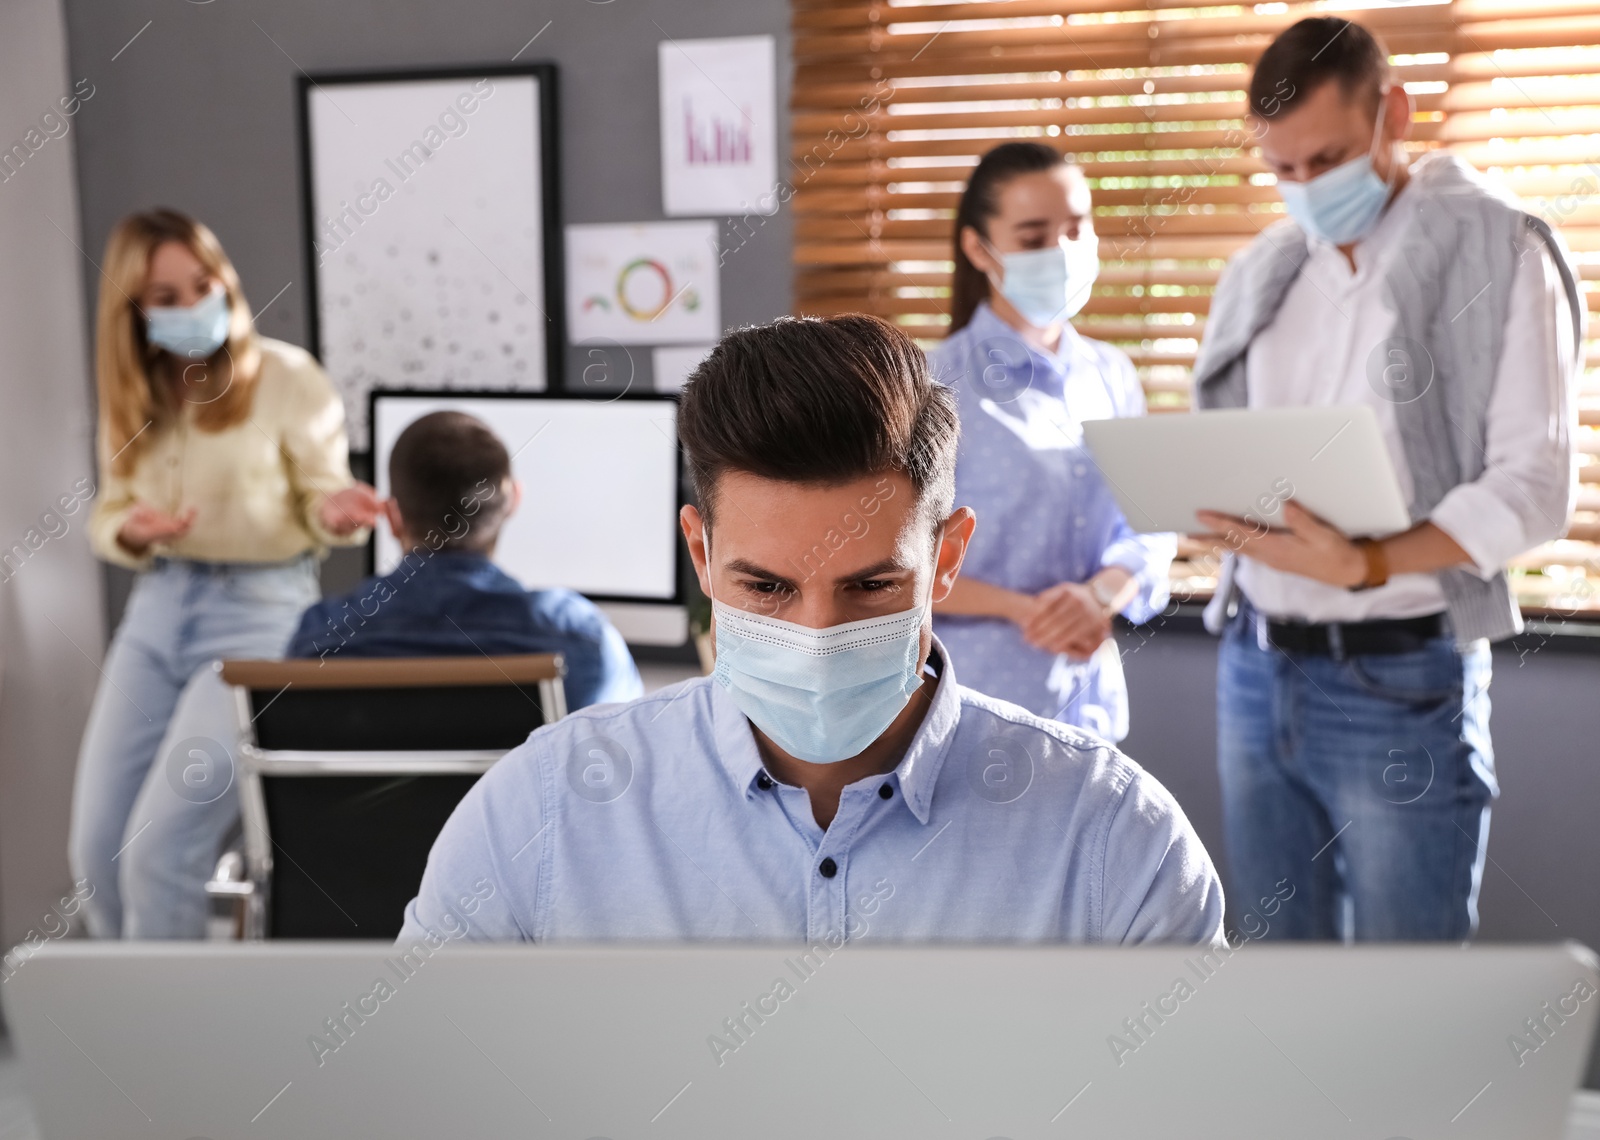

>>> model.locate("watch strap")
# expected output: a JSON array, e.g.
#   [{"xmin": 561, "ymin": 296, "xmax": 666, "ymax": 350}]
[
  {"xmin": 1351, "ymin": 538, "xmax": 1389, "ymax": 591},
  {"xmin": 1089, "ymin": 575, "xmax": 1120, "ymax": 612}
]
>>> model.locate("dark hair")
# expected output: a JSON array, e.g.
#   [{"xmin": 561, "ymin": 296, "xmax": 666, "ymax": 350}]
[
  {"xmin": 679, "ymin": 314, "xmax": 958, "ymax": 530},
  {"xmin": 1249, "ymin": 17, "xmax": 1389, "ymax": 121},
  {"xmin": 388, "ymin": 410, "xmax": 512, "ymax": 553},
  {"xmin": 949, "ymin": 141, "xmax": 1073, "ymax": 333}
]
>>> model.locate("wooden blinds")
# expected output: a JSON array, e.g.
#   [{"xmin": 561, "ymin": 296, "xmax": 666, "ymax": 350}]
[{"xmin": 790, "ymin": 0, "xmax": 1600, "ymax": 615}]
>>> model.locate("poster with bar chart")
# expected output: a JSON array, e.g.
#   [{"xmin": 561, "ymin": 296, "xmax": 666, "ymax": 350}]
[{"xmin": 658, "ymin": 35, "xmax": 777, "ymax": 217}]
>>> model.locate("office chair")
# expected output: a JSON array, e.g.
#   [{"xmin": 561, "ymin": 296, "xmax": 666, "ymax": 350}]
[{"xmin": 207, "ymin": 654, "xmax": 566, "ymax": 940}]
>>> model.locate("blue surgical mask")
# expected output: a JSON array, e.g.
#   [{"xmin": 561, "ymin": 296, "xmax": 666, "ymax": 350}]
[
  {"xmin": 1276, "ymin": 98, "xmax": 1394, "ymax": 245},
  {"xmin": 145, "ymin": 285, "xmax": 230, "ymax": 357},
  {"xmin": 710, "ymin": 569, "xmax": 930, "ymax": 764},
  {"xmin": 987, "ymin": 235, "xmax": 1099, "ymax": 328}
]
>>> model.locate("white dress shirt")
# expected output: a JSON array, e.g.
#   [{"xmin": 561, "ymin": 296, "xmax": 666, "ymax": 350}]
[{"xmin": 1238, "ymin": 166, "xmax": 1577, "ymax": 624}]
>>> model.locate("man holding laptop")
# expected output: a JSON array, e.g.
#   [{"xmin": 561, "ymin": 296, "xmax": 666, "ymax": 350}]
[
  {"xmin": 1191, "ymin": 18, "xmax": 1583, "ymax": 940},
  {"xmin": 400, "ymin": 314, "xmax": 1224, "ymax": 947}
]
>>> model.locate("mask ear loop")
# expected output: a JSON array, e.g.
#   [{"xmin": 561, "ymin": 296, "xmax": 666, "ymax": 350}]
[
  {"xmin": 1368, "ymin": 87, "xmax": 1399, "ymax": 190},
  {"xmin": 975, "ymin": 232, "xmax": 1009, "ymax": 298},
  {"xmin": 921, "ymin": 522, "xmax": 947, "ymax": 619},
  {"xmin": 703, "ymin": 528, "xmax": 716, "ymax": 609},
  {"xmin": 906, "ymin": 522, "xmax": 949, "ymax": 687}
]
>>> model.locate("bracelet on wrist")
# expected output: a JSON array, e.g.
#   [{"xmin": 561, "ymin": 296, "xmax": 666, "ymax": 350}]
[{"xmin": 1350, "ymin": 537, "xmax": 1389, "ymax": 591}]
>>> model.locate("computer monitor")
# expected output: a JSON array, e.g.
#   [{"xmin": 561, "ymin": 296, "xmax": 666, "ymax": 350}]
[
  {"xmin": 5, "ymin": 942, "xmax": 1597, "ymax": 1139},
  {"xmin": 368, "ymin": 390, "xmax": 685, "ymax": 645}
]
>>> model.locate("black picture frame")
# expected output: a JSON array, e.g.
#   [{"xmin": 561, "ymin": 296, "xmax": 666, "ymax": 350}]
[
  {"xmin": 296, "ymin": 62, "xmax": 565, "ymax": 455},
  {"xmin": 364, "ymin": 387, "xmax": 685, "ymax": 610}
]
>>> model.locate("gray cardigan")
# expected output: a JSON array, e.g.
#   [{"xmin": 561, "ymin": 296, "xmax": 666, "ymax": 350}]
[{"xmin": 1192, "ymin": 154, "xmax": 1586, "ymax": 645}]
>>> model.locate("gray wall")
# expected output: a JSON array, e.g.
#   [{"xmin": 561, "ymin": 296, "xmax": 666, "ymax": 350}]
[
  {"xmin": 0, "ymin": 0, "xmax": 106, "ymax": 950},
  {"xmin": 62, "ymin": 0, "xmax": 794, "ymax": 622}
]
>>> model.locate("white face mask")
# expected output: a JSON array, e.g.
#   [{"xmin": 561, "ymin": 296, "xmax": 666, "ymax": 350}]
[
  {"xmin": 984, "ymin": 234, "xmax": 1100, "ymax": 328},
  {"xmin": 145, "ymin": 284, "xmax": 230, "ymax": 358},
  {"xmin": 706, "ymin": 539, "xmax": 934, "ymax": 764},
  {"xmin": 1275, "ymin": 94, "xmax": 1395, "ymax": 245}
]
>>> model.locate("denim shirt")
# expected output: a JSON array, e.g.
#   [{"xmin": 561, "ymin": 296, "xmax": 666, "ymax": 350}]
[
  {"xmin": 928, "ymin": 303, "xmax": 1175, "ymax": 741},
  {"xmin": 287, "ymin": 550, "xmax": 643, "ymax": 711},
  {"xmin": 398, "ymin": 641, "xmax": 1224, "ymax": 947}
]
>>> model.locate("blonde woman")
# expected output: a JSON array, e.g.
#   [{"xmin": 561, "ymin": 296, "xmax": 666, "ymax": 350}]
[{"xmin": 69, "ymin": 209, "xmax": 382, "ymax": 939}]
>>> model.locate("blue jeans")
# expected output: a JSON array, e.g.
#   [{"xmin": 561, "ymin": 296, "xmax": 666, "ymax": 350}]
[
  {"xmin": 68, "ymin": 555, "xmax": 319, "ymax": 939},
  {"xmin": 1216, "ymin": 602, "xmax": 1496, "ymax": 942}
]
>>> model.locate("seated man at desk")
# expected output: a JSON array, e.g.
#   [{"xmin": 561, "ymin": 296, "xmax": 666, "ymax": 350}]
[
  {"xmin": 400, "ymin": 315, "xmax": 1223, "ymax": 945},
  {"xmin": 287, "ymin": 409, "xmax": 642, "ymax": 711}
]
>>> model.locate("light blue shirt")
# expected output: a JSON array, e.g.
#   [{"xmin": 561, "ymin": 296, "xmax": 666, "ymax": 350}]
[
  {"xmin": 928, "ymin": 302, "xmax": 1176, "ymax": 741},
  {"xmin": 399, "ymin": 640, "xmax": 1223, "ymax": 947}
]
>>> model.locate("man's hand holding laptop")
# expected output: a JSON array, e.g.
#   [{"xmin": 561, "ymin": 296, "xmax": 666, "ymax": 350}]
[{"xmin": 1194, "ymin": 500, "xmax": 1473, "ymax": 591}]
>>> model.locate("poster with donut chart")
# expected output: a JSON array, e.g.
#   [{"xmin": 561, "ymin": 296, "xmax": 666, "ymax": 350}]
[{"xmin": 565, "ymin": 221, "xmax": 720, "ymax": 345}]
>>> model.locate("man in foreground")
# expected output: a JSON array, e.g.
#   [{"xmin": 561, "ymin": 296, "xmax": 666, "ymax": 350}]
[{"xmin": 400, "ymin": 315, "xmax": 1223, "ymax": 946}]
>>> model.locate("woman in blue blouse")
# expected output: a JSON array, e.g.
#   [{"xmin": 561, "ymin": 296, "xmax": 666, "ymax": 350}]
[{"xmin": 929, "ymin": 142, "xmax": 1174, "ymax": 741}]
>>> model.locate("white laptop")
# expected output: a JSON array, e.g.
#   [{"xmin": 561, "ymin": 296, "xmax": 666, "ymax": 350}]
[
  {"xmin": 4, "ymin": 941, "xmax": 1596, "ymax": 1139},
  {"xmin": 1082, "ymin": 405, "xmax": 1413, "ymax": 537}
]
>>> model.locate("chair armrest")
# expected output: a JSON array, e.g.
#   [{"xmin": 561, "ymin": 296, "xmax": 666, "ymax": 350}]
[{"xmin": 205, "ymin": 848, "xmax": 254, "ymax": 898}]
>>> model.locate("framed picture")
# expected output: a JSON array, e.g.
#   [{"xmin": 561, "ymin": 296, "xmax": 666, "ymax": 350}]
[{"xmin": 297, "ymin": 63, "xmax": 563, "ymax": 451}]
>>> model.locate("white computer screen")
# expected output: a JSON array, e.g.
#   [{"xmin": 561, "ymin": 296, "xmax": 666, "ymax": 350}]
[{"xmin": 370, "ymin": 393, "xmax": 680, "ymax": 601}]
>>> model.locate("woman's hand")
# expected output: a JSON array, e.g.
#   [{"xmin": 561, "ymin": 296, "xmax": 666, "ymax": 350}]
[
  {"xmin": 318, "ymin": 482, "xmax": 385, "ymax": 537},
  {"xmin": 1021, "ymin": 581, "xmax": 1111, "ymax": 660},
  {"xmin": 116, "ymin": 503, "xmax": 197, "ymax": 555}
]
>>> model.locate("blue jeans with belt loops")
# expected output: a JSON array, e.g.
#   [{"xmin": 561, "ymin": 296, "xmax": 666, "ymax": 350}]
[
  {"xmin": 1216, "ymin": 598, "xmax": 1496, "ymax": 942},
  {"xmin": 68, "ymin": 555, "xmax": 319, "ymax": 939}
]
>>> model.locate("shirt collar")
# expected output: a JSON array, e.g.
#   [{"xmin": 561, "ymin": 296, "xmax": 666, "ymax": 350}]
[
  {"xmin": 894, "ymin": 637, "xmax": 961, "ymax": 824},
  {"xmin": 383, "ymin": 548, "xmax": 495, "ymax": 579},
  {"xmin": 708, "ymin": 636, "xmax": 963, "ymax": 825}
]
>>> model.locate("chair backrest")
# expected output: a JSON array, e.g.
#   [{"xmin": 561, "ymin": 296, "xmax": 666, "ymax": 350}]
[
  {"xmin": 219, "ymin": 655, "xmax": 566, "ymax": 940},
  {"xmin": 257, "ymin": 769, "xmax": 484, "ymax": 938},
  {"xmin": 223, "ymin": 656, "xmax": 566, "ymax": 752}
]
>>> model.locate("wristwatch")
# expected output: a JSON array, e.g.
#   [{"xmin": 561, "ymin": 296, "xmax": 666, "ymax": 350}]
[
  {"xmin": 1089, "ymin": 575, "xmax": 1121, "ymax": 614},
  {"xmin": 1350, "ymin": 537, "xmax": 1390, "ymax": 591}
]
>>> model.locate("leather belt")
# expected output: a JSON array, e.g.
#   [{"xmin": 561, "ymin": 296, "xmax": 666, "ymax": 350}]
[{"xmin": 1256, "ymin": 611, "xmax": 1447, "ymax": 657}]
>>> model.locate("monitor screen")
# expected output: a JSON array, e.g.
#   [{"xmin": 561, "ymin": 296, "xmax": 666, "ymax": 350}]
[{"xmin": 369, "ymin": 391, "xmax": 680, "ymax": 603}]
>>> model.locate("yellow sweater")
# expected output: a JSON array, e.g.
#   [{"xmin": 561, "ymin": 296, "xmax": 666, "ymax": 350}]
[{"xmin": 88, "ymin": 337, "xmax": 367, "ymax": 570}]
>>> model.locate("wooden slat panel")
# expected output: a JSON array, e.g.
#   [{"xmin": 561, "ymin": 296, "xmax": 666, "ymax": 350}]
[
  {"xmin": 825, "ymin": 0, "xmax": 1457, "ymax": 30},
  {"xmin": 795, "ymin": 100, "xmax": 1257, "ymax": 134},
  {"xmin": 794, "ymin": 183, "xmax": 1284, "ymax": 214},
  {"xmin": 801, "ymin": 171, "xmax": 1594, "ymax": 210},
  {"xmin": 797, "ymin": 4, "xmax": 1459, "ymax": 56},
  {"xmin": 794, "ymin": 42, "xmax": 1600, "ymax": 88},
  {"xmin": 843, "ymin": 70, "xmax": 1479, "ymax": 112},
  {"xmin": 798, "ymin": 15, "xmax": 1600, "ymax": 60},
  {"xmin": 788, "ymin": 125, "xmax": 1439, "ymax": 162},
  {"xmin": 795, "ymin": 265, "xmax": 1223, "ymax": 297},
  {"xmin": 790, "ymin": 155, "xmax": 1275, "ymax": 186}
]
